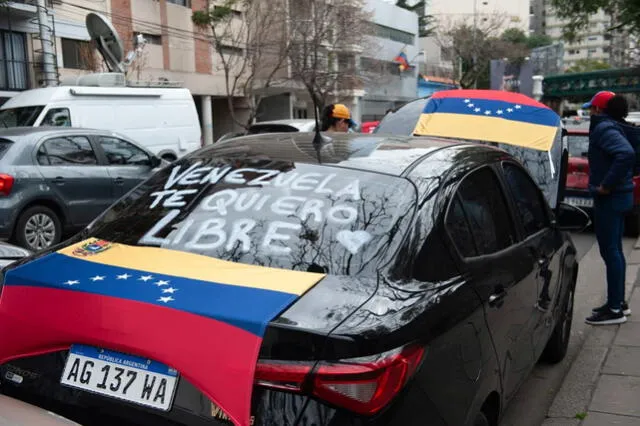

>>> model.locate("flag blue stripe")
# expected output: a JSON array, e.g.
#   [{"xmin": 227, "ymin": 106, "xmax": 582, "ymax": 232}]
[
  {"xmin": 71, "ymin": 344, "xmax": 178, "ymax": 376},
  {"xmin": 422, "ymin": 97, "xmax": 560, "ymax": 127},
  {"xmin": 3, "ymin": 253, "xmax": 297, "ymax": 336}
]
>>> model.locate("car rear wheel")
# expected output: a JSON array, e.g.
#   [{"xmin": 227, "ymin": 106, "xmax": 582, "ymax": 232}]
[
  {"xmin": 540, "ymin": 285, "xmax": 574, "ymax": 364},
  {"xmin": 13, "ymin": 206, "xmax": 62, "ymax": 251},
  {"xmin": 474, "ymin": 412, "xmax": 490, "ymax": 426},
  {"xmin": 624, "ymin": 212, "xmax": 640, "ymax": 238}
]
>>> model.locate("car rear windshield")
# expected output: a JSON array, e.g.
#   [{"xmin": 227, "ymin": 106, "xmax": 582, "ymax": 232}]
[
  {"xmin": 374, "ymin": 98, "xmax": 428, "ymax": 136},
  {"xmin": 89, "ymin": 157, "xmax": 417, "ymax": 277},
  {"xmin": 0, "ymin": 106, "xmax": 45, "ymax": 127},
  {"xmin": 248, "ymin": 124, "xmax": 300, "ymax": 134},
  {"xmin": 567, "ymin": 134, "xmax": 589, "ymax": 157}
]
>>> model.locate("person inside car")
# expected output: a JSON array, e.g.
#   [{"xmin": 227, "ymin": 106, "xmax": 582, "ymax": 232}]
[
  {"xmin": 321, "ymin": 104, "xmax": 357, "ymax": 133},
  {"xmin": 585, "ymin": 93, "xmax": 639, "ymax": 325}
]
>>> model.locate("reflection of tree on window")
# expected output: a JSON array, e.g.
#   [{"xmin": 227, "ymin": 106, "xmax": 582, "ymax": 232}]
[
  {"xmin": 38, "ymin": 136, "xmax": 97, "ymax": 166},
  {"xmin": 98, "ymin": 137, "xmax": 150, "ymax": 166},
  {"xmin": 502, "ymin": 162, "xmax": 549, "ymax": 237}
]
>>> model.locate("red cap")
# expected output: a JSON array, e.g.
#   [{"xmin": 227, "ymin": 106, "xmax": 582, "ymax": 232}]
[{"xmin": 582, "ymin": 91, "xmax": 615, "ymax": 109}]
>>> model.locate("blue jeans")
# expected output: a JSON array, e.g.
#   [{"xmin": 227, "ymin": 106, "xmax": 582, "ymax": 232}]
[{"xmin": 594, "ymin": 191, "xmax": 633, "ymax": 311}]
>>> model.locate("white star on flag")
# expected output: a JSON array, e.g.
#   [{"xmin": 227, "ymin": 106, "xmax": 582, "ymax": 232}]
[
  {"xmin": 464, "ymin": 99, "xmax": 470, "ymax": 103},
  {"xmin": 507, "ymin": 108, "xmax": 514, "ymax": 113},
  {"xmin": 467, "ymin": 103, "xmax": 474, "ymax": 108},
  {"xmin": 497, "ymin": 110, "xmax": 504, "ymax": 115},
  {"xmin": 485, "ymin": 110, "xmax": 491, "ymax": 115},
  {"xmin": 158, "ymin": 296, "xmax": 174, "ymax": 304},
  {"xmin": 515, "ymin": 105, "xmax": 522, "ymax": 109},
  {"xmin": 117, "ymin": 273, "xmax": 131, "ymax": 280},
  {"xmin": 90, "ymin": 275, "xmax": 105, "ymax": 282},
  {"xmin": 139, "ymin": 275, "xmax": 153, "ymax": 282},
  {"xmin": 162, "ymin": 287, "xmax": 179, "ymax": 294},
  {"xmin": 154, "ymin": 280, "xmax": 170, "ymax": 287},
  {"xmin": 474, "ymin": 108, "xmax": 481, "ymax": 112},
  {"xmin": 64, "ymin": 280, "xmax": 79, "ymax": 286}
]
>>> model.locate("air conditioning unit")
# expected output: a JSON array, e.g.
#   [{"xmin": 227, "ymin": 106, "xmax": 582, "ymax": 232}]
[{"xmin": 73, "ymin": 72, "xmax": 126, "ymax": 87}]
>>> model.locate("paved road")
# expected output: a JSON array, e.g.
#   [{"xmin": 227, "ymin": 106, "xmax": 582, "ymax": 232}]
[{"xmin": 499, "ymin": 231, "xmax": 636, "ymax": 426}]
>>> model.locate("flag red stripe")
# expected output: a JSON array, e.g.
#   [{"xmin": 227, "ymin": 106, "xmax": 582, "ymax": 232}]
[
  {"xmin": 0, "ymin": 286, "xmax": 259, "ymax": 426},
  {"xmin": 432, "ymin": 89, "xmax": 548, "ymax": 108}
]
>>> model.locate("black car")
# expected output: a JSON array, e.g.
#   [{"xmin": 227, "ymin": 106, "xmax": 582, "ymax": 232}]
[
  {"xmin": 0, "ymin": 132, "xmax": 588, "ymax": 426},
  {"xmin": 0, "ymin": 127, "xmax": 164, "ymax": 251}
]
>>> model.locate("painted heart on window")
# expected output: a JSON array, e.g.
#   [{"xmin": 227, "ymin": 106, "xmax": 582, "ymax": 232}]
[{"xmin": 336, "ymin": 230, "xmax": 373, "ymax": 255}]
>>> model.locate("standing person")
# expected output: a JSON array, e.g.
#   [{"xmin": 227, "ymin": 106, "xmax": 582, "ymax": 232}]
[
  {"xmin": 321, "ymin": 104, "xmax": 356, "ymax": 133},
  {"xmin": 585, "ymin": 93, "xmax": 639, "ymax": 325}
]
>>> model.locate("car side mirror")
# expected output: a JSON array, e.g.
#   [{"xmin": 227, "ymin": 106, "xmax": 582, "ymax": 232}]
[
  {"xmin": 554, "ymin": 202, "xmax": 591, "ymax": 231},
  {"xmin": 150, "ymin": 156, "xmax": 162, "ymax": 168}
]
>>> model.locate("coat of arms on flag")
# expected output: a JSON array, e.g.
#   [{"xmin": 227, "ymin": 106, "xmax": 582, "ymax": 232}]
[{"xmin": 72, "ymin": 239, "xmax": 113, "ymax": 257}]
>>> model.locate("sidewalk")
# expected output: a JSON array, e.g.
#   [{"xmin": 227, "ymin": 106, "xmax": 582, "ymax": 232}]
[{"xmin": 544, "ymin": 237, "xmax": 640, "ymax": 426}]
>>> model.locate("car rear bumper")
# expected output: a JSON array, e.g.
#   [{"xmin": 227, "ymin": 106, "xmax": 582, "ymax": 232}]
[{"xmin": 1, "ymin": 352, "xmax": 447, "ymax": 426}]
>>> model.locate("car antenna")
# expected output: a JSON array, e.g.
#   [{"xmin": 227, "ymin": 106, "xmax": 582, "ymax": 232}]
[{"xmin": 311, "ymin": 96, "xmax": 330, "ymax": 163}]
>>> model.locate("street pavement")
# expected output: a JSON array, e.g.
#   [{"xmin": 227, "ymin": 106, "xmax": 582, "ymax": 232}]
[
  {"xmin": 500, "ymin": 231, "xmax": 636, "ymax": 426},
  {"xmin": 542, "ymin": 234, "xmax": 640, "ymax": 426}
]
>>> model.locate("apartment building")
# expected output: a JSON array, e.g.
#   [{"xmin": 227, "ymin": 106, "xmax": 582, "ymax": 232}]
[
  {"xmin": 427, "ymin": 0, "xmax": 531, "ymax": 33},
  {"xmin": 533, "ymin": 0, "xmax": 636, "ymax": 71}
]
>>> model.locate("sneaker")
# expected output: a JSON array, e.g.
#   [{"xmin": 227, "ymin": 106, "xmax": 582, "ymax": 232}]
[
  {"xmin": 585, "ymin": 309, "xmax": 627, "ymax": 325},
  {"xmin": 592, "ymin": 302, "xmax": 631, "ymax": 316}
]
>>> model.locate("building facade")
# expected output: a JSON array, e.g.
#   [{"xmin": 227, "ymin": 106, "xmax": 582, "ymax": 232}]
[
  {"xmin": 535, "ymin": 0, "xmax": 637, "ymax": 71},
  {"xmin": 427, "ymin": 0, "xmax": 532, "ymax": 33},
  {"xmin": 359, "ymin": 0, "xmax": 419, "ymax": 122}
]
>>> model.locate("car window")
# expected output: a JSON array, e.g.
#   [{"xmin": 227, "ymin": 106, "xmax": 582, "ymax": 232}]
[
  {"xmin": 566, "ymin": 134, "xmax": 589, "ymax": 157},
  {"xmin": 445, "ymin": 194, "xmax": 477, "ymax": 258},
  {"xmin": 40, "ymin": 108, "xmax": 72, "ymax": 127},
  {"xmin": 502, "ymin": 162, "xmax": 550, "ymax": 237},
  {"xmin": 0, "ymin": 105, "xmax": 45, "ymax": 127},
  {"xmin": 449, "ymin": 167, "xmax": 516, "ymax": 256},
  {"xmin": 37, "ymin": 136, "xmax": 97, "ymax": 166},
  {"xmin": 373, "ymin": 98, "xmax": 428, "ymax": 135},
  {"xmin": 98, "ymin": 136, "xmax": 151, "ymax": 166},
  {"xmin": 87, "ymin": 159, "xmax": 418, "ymax": 278}
]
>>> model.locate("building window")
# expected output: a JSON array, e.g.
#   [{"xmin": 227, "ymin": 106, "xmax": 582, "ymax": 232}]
[
  {"xmin": 218, "ymin": 45, "xmax": 243, "ymax": 57},
  {"xmin": 61, "ymin": 38, "xmax": 95, "ymax": 70},
  {"xmin": 167, "ymin": 0, "xmax": 190, "ymax": 6},
  {"xmin": 587, "ymin": 36, "xmax": 598, "ymax": 41},
  {"xmin": 135, "ymin": 33, "xmax": 161, "ymax": 45},
  {"xmin": 371, "ymin": 24, "xmax": 414, "ymax": 45},
  {"xmin": 0, "ymin": 30, "xmax": 28, "ymax": 90},
  {"xmin": 293, "ymin": 108, "xmax": 307, "ymax": 119},
  {"xmin": 588, "ymin": 48, "xmax": 597, "ymax": 53},
  {"xmin": 213, "ymin": 6, "xmax": 242, "ymax": 18}
]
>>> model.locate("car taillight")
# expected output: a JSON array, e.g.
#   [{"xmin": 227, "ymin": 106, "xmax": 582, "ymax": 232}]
[
  {"xmin": 0, "ymin": 174, "xmax": 13, "ymax": 196},
  {"xmin": 254, "ymin": 344, "xmax": 425, "ymax": 415}
]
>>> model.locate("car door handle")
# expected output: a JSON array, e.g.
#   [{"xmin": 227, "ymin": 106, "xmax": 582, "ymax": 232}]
[
  {"xmin": 488, "ymin": 289, "xmax": 507, "ymax": 307},
  {"xmin": 52, "ymin": 176, "xmax": 64, "ymax": 185},
  {"xmin": 114, "ymin": 177, "xmax": 124, "ymax": 185}
]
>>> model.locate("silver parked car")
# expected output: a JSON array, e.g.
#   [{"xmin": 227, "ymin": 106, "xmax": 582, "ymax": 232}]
[
  {"xmin": 0, "ymin": 394, "xmax": 80, "ymax": 425},
  {"xmin": 0, "ymin": 127, "xmax": 165, "ymax": 251}
]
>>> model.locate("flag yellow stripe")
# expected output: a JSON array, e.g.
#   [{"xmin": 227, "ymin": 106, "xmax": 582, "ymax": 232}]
[
  {"xmin": 413, "ymin": 113, "xmax": 558, "ymax": 151},
  {"xmin": 58, "ymin": 239, "xmax": 325, "ymax": 296}
]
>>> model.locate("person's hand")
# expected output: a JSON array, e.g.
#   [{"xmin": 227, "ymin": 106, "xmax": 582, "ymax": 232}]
[{"xmin": 597, "ymin": 185, "xmax": 611, "ymax": 195}]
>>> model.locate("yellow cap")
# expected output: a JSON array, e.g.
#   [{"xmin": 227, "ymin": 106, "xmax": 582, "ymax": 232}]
[{"xmin": 331, "ymin": 104, "xmax": 351, "ymax": 120}]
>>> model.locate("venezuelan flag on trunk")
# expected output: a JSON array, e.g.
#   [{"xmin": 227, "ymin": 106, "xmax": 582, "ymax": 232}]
[
  {"xmin": 413, "ymin": 90, "xmax": 561, "ymax": 151},
  {"xmin": 0, "ymin": 238, "xmax": 326, "ymax": 426}
]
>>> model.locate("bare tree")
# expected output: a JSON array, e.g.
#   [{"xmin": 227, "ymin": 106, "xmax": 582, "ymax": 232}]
[
  {"xmin": 193, "ymin": 0, "xmax": 293, "ymax": 129},
  {"xmin": 435, "ymin": 12, "xmax": 515, "ymax": 88},
  {"xmin": 287, "ymin": 0, "xmax": 373, "ymax": 114}
]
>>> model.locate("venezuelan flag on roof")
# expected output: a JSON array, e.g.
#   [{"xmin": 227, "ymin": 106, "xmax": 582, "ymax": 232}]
[{"xmin": 413, "ymin": 90, "xmax": 561, "ymax": 151}]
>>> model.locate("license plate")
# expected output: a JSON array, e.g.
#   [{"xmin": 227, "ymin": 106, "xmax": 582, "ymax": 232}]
[
  {"xmin": 61, "ymin": 345, "xmax": 179, "ymax": 411},
  {"xmin": 565, "ymin": 197, "xmax": 593, "ymax": 208}
]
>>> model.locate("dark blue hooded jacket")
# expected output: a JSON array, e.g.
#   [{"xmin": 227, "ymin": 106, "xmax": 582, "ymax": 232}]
[{"xmin": 588, "ymin": 114, "xmax": 639, "ymax": 193}]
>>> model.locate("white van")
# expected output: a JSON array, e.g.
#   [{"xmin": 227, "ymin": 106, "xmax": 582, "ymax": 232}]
[{"xmin": 0, "ymin": 85, "xmax": 201, "ymax": 161}]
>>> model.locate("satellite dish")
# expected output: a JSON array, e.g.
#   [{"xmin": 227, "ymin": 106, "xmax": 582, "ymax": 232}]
[{"xmin": 86, "ymin": 12, "xmax": 125, "ymax": 73}]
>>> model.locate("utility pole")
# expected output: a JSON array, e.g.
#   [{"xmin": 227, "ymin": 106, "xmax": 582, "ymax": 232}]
[{"xmin": 36, "ymin": 0, "xmax": 57, "ymax": 86}]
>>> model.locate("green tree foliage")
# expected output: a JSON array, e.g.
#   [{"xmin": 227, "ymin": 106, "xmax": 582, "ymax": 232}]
[
  {"xmin": 550, "ymin": 0, "xmax": 640, "ymax": 41},
  {"xmin": 565, "ymin": 58, "xmax": 612, "ymax": 73},
  {"xmin": 396, "ymin": 0, "xmax": 435, "ymax": 37}
]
